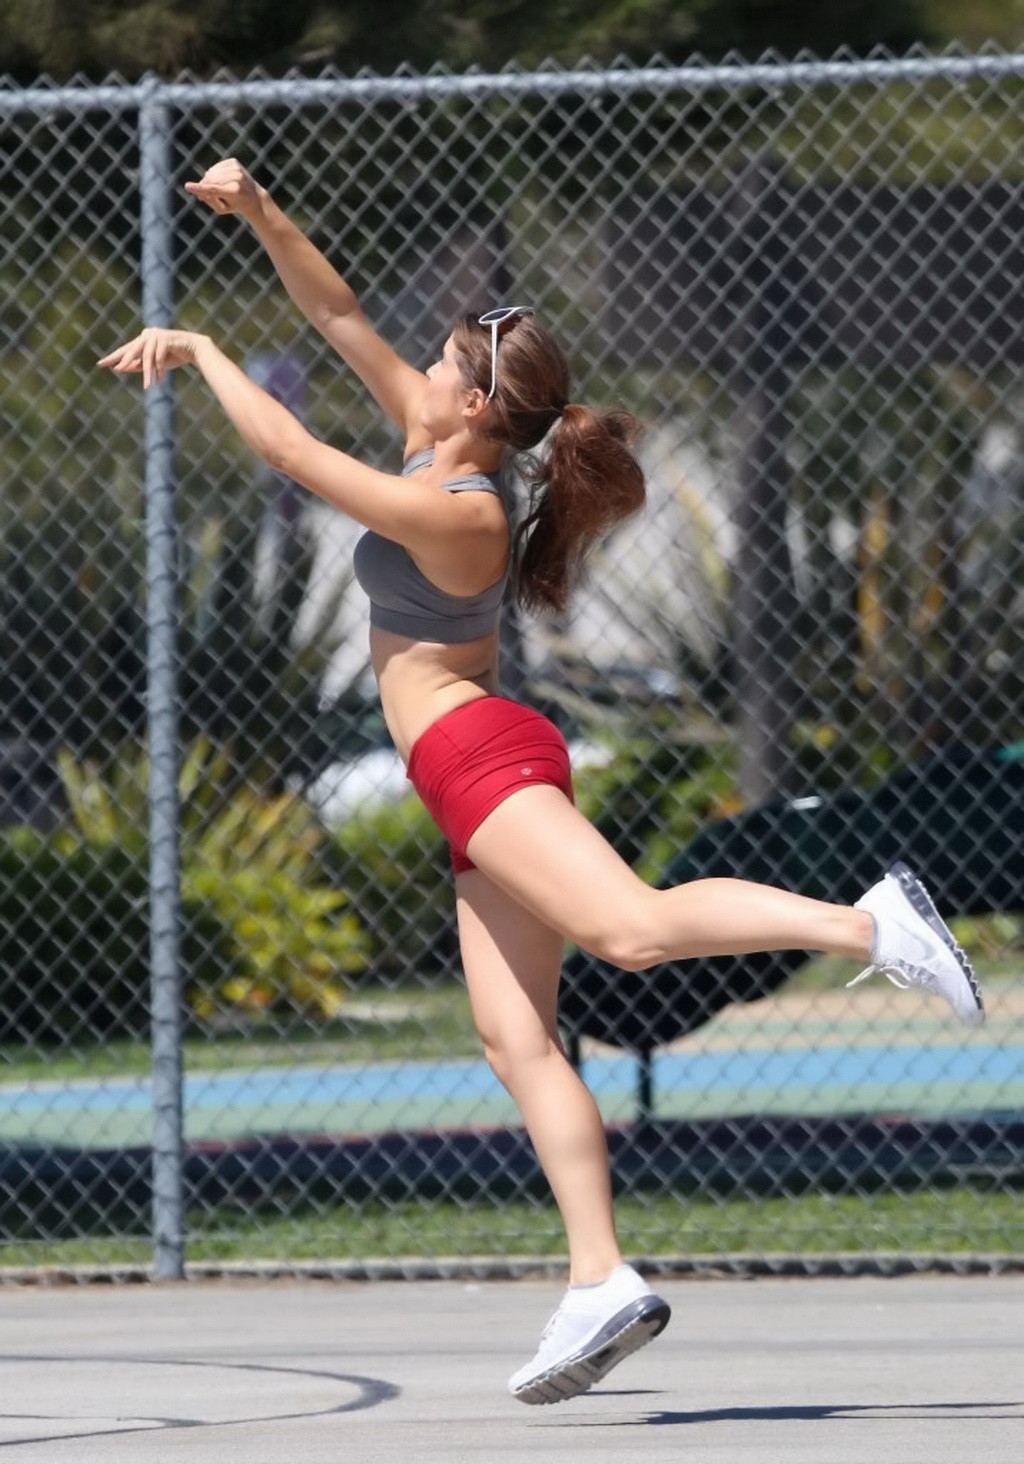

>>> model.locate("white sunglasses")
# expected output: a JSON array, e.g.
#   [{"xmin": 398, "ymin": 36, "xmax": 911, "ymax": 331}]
[{"xmin": 478, "ymin": 306, "xmax": 534, "ymax": 399}]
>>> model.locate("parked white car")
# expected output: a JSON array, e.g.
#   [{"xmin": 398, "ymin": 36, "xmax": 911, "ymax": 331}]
[{"xmin": 301, "ymin": 733, "xmax": 616, "ymax": 826}]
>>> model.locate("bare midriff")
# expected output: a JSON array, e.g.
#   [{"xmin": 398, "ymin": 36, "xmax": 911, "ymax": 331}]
[{"xmin": 370, "ymin": 625, "xmax": 500, "ymax": 763}]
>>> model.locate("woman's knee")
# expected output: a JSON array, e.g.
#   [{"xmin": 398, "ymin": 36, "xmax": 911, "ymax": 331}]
[
  {"xmin": 579, "ymin": 897, "xmax": 667, "ymax": 972},
  {"xmin": 587, "ymin": 934, "xmax": 662, "ymax": 971},
  {"xmin": 479, "ymin": 1028, "xmax": 562, "ymax": 1090}
]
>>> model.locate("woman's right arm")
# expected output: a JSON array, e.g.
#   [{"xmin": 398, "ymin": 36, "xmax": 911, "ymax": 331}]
[{"xmin": 185, "ymin": 159, "xmax": 428, "ymax": 443}]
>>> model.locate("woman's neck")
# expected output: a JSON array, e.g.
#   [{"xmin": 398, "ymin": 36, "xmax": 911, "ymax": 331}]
[{"xmin": 431, "ymin": 430, "xmax": 503, "ymax": 479}]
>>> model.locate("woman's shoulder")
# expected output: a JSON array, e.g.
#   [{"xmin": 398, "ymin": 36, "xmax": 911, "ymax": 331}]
[
  {"xmin": 402, "ymin": 446, "xmax": 435, "ymax": 476},
  {"xmin": 401, "ymin": 443, "xmax": 506, "ymax": 506}
]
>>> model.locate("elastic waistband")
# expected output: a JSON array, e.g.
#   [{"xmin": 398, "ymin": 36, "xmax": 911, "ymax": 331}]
[
  {"xmin": 407, "ymin": 695, "xmax": 503, "ymax": 774},
  {"xmin": 407, "ymin": 695, "xmax": 557, "ymax": 779}
]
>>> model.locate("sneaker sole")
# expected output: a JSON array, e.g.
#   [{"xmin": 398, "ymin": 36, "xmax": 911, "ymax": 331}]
[
  {"xmin": 889, "ymin": 862, "xmax": 985, "ymax": 1026},
  {"xmin": 511, "ymin": 1295, "xmax": 671, "ymax": 1406}
]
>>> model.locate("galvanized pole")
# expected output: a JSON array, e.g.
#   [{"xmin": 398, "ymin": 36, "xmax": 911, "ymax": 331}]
[{"xmin": 138, "ymin": 77, "xmax": 184, "ymax": 1281}]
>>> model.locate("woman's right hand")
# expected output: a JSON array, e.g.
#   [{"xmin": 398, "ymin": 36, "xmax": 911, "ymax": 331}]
[{"xmin": 184, "ymin": 158, "xmax": 264, "ymax": 221}]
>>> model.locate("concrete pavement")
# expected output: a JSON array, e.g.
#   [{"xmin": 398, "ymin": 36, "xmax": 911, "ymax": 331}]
[{"xmin": 1, "ymin": 1272, "xmax": 1021, "ymax": 1462}]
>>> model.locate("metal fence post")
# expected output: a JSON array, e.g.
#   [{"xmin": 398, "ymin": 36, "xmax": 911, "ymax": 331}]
[{"xmin": 138, "ymin": 76, "xmax": 184, "ymax": 1281}]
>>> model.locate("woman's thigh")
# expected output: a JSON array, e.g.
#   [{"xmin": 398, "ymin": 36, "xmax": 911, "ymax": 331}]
[
  {"xmin": 463, "ymin": 784, "xmax": 656, "ymax": 958},
  {"xmin": 455, "ymin": 866, "xmax": 567, "ymax": 1050}
]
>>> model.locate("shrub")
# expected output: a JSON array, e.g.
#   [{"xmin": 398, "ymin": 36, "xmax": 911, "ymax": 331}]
[
  {"xmin": 55, "ymin": 744, "xmax": 370, "ymax": 1022},
  {"xmin": 330, "ymin": 794, "xmax": 455, "ymax": 979},
  {"xmin": 0, "ymin": 827, "xmax": 232, "ymax": 1044},
  {"xmin": 183, "ymin": 789, "xmax": 369, "ymax": 1020},
  {"xmin": 573, "ymin": 733, "xmax": 734, "ymax": 883}
]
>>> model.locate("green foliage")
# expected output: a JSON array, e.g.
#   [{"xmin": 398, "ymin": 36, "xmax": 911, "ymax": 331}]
[
  {"xmin": 0, "ymin": 227, "xmax": 147, "ymax": 754},
  {"xmin": 0, "ymin": 826, "xmax": 233, "ymax": 1043},
  {"xmin": 183, "ymin": 788, "xmax": 369, "ymax": 1019},
  {"xmin": 1, "ymin": 215, "xmax": 348, "ymax": 775},
  {"xmin": 574, "ymin": 732, "xmax": 737, "ymax": 883},
  {"xmin": 55, "ymin": 743, "xmax": 371, "ymax": 1021},
  {"xmin": 0, "ymin": 0, "xmax": 698, "ymax": 80},
  {"xmin": 692, "ymin": 0, "xmax": 928, "ymax": 60},
  {"xmin": 330, "ymin": 794, "xmax": 454, "ymax": 977},
  {"xmin": 7, "ymin": 0, "xmax": 1013, "ymax": 85},
  {"xmin": 56, "ymin": 737, "xmax": 230, "ymax": 852}
]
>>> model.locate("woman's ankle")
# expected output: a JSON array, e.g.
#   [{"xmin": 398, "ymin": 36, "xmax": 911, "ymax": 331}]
[{"xmin": 568, "ymin": 1255, "xmax": 624, "ymax": 1287}]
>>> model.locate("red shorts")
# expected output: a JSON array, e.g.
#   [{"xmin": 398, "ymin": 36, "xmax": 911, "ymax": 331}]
[{"xmin": 406, "ymin": 696, "xmax": 574, "ymax": 874}]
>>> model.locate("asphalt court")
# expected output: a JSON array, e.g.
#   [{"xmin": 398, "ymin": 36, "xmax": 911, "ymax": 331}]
[{"xmin": 1, "ymin": 1272, "xmax": 1021, "ymax": 1463}]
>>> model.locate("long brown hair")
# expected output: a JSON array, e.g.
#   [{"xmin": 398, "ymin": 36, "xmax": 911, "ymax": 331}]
[{"xmin": 451, "ymin": 312, "xmax": 645, "ymax": 615}]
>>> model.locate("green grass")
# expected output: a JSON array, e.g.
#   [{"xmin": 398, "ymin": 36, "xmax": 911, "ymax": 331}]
[
  {"xmin": 3, "ymin": 1188, "xmax": 1020, "ymax": 1273},
  {"xmin": 0, "ymin": 981, "xmax": 482, "ymax": 1084},
  {"xmin": 4, "ymin": 910, "xmax": 1020, "ymax": 1084}
]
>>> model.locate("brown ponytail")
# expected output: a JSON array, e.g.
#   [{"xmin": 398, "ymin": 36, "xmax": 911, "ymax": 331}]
[
  {"xmin": 452, "ymin": 313, "xmax": 646, "ymax": 616},
  {"xmin": 515, "ymin": 405, "xmax": 645, "ymax": 614}
]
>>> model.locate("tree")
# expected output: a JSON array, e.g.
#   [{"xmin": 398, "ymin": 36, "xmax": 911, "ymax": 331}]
[{"xmin": 7, "ymin": 0, "xmax": 1011, "ymax": 86}]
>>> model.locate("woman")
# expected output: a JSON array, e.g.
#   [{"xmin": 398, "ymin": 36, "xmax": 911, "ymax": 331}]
[{"xmin": 99, "ymin": 160, "xmax": 983, "ymax": 1406}]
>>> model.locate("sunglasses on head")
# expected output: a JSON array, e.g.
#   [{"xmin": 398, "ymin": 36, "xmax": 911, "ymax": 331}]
[{"xmin": 478, "ymin": 306, "xmax": 534, "ymax": 400}]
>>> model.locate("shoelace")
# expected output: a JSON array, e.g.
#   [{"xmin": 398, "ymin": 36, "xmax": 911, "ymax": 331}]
[
  {"xmin": 538, "ymin": 1304, "xmax": 565, "ymax": 1344},
  {"xmin": 846, "ymin": 960, "xmax": 916, "ymax": 992}
]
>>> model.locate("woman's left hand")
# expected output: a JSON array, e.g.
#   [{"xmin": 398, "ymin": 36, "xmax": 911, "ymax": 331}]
[{"xmin": 97, "ymin": 327, "xmax": 209, "ymax": 388}]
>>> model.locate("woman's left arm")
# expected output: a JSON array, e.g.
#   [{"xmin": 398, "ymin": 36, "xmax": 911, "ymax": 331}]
[{"xmin": 97, "ymin": 327, "xmax": 482, "ymax": 549}]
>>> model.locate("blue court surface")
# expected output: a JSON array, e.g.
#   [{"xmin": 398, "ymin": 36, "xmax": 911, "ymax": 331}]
[{"xmin": 2, "ymin": 1021, "xmax": 1021, "ymax": 1150}]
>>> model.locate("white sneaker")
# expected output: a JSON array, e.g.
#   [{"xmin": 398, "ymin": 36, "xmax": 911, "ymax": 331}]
[
  {"xmin": 508, "ymin": 1263, "xmax": 670, "ymax": 1406},
  {"xmin": 849, "ymin": 862, "xmax": 984, "ymax": 1028}
]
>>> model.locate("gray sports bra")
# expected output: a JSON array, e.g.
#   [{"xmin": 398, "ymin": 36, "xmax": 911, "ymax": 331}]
[{"xmin": 352, "ymin": 448, "xmax": 510, "ymax": 643}]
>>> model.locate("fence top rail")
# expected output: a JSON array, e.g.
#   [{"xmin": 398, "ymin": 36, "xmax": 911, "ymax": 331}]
[{"xmin": 1, "ymin": 47, "xmax": 1024, "ymax": 119}]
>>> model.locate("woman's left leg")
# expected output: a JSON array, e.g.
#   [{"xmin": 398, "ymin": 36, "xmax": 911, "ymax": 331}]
[
  {"xmin": 464, "ymin": 784, "xmax": 873, "ymax": 969},
  {"xmin": 463, "ymin": 786, "xmax": 980, "ymax": 1027},
  {"xmin": 456, "ymin": 865, "xmax": 671, "ymax": 1403},
  {"xmin": 455, "ymin": 866, "xmax": 621, "ymax": 1286}
]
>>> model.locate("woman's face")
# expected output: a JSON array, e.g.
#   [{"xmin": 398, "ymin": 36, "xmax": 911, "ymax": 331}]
[{"xmin": 422, "ymin": 334, "xmax": 478, "ymax": 436}]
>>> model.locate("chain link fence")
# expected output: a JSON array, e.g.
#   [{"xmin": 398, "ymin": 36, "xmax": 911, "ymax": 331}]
[{"xmin": 1, "ymin": 49, "xmax": 1022, "ymax": 1281}]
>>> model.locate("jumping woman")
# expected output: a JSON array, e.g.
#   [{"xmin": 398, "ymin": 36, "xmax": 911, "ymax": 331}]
[{"xmin": 98, "ymin": 159, "xmax": 983, "ymax": 1406}]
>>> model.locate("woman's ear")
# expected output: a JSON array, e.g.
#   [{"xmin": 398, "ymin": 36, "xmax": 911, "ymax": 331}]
[{"xmin": 462, "ymin": 386, "xmax": 490, "ymax": 423}]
